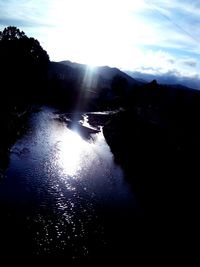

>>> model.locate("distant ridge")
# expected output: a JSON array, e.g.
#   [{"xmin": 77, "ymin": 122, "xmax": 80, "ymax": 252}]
[
  {"xmin": 125, "ymin": 70, "xmax": 199, "ymax": 91},
  {"xmin": 59, "ymin": 60, "xmax": 142, "ymax": 86}
]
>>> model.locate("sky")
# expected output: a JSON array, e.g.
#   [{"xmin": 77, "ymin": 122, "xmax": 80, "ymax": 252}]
[{"xmin": 0, "ymin": 0, "xmax": 200, "ymax": 83}]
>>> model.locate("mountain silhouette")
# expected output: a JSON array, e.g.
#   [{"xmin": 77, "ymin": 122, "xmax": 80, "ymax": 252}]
[
  {"xmin": 59, "ymin": 60, "xmax": 141, "ymax": 87},
  {"xmin": 48, "ymin": 60, "xmax": 143, "ymax": 110}
]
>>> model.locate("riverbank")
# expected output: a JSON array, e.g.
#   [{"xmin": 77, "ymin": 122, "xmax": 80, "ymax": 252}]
[
  {"xmin": 103, "ymin": 108, "xmax": 199, "ymax": 203},
  {"xmin": 0, "ymin": 106, "xmax": 38, "ymax": 178},
  {"xmin": 103, "ymin": 108, "xmax": 199, "ymax": 260}
]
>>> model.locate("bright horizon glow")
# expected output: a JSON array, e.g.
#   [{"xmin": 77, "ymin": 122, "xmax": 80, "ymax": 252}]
[
  {"xmin": 46, "ymin": 0, "xmax": 151, "ymax": 68},
  {"xmin": 0, "ymin": 0, "xmax": 200, "ymax": 79}
]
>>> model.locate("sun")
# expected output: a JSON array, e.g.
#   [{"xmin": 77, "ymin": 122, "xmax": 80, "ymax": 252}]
[{"xmin": 46, "ymin": 0, "xmax": 147, "ymax": 68}]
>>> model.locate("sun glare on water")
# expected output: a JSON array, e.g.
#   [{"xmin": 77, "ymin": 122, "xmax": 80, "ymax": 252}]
[{"xmin": 57, "ymin": 129, "xmax": 89, "ymax": 177}]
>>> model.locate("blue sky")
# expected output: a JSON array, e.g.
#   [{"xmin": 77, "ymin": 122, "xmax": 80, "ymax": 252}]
[{"xmin": 0, "ymin": 0, "xmax": 200, "ymax": 81}]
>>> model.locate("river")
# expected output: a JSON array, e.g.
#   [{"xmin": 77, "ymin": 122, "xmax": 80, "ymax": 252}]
[{"xmin": 0, "ymin": 107, "xmax": 143, "ymax": 261}]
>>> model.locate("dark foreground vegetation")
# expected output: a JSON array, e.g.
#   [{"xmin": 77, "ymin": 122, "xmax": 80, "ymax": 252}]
[
  {"xmin": 103, "ymin": 81, "xmax": 199, "ymax": 258},
  {"xmin": 105, "ymin": 80, "xmax": 200, "ymax": 190}
]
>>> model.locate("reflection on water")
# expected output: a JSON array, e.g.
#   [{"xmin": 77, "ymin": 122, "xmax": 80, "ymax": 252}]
[
  {"xmin": 0, "ymin": 108, "xmax": 140, "ymax": 259},
  {"xmin": 57, "ymin": 129, "xmax": 89, "ymax": 177}
]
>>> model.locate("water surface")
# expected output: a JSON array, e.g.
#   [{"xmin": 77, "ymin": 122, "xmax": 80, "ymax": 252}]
[{"xmin": 0, "ymin": 107, "xmax": 141, "ymax": 260}]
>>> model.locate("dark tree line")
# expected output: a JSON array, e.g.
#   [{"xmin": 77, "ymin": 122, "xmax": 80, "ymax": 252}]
[{"xmin": 0, "ymin": 26, "xmax": 49, "ymax": 111}]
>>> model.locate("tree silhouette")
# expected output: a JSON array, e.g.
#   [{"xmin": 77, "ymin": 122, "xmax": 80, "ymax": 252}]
[
  {"xmin": 0, "ymin": 26, "xmax": 49, "ymax": 109},
  {"xmin": 0, "ymin": 26, "xmax": 26, "ymax": 41}
]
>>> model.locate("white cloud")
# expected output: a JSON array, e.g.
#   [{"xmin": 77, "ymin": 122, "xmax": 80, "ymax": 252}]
[
  {"xmin": 122, "ymin": 49, "xmax": 199, "ymax": 79},
  {"xmin": 181, "ymin": 59, "xmax": 197, "ymax": 68}
]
